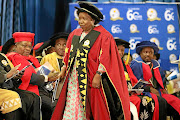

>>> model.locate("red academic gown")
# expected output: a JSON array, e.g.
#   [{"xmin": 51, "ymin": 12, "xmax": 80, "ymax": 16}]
[
  {"xmin": 126, "ymin": 63, "xmax": 159, "ymax": 120},
  {"xmin": 142, "ymin": 61, "xmax": 180, "ymax": 115},
  {"xmin": 131, "ymin": 57, "xmax": 180, "ymax": 117},
  {"xmin": 51, "ymin": 25, "xmax": 130, "ymax": 120},
  {"xmin": 125, "ymin": 64, "xmax": 141, "ymax": 115},
  {"xmin": 7, "ymin": 52, "xmax": 40, "ymax": 95}
]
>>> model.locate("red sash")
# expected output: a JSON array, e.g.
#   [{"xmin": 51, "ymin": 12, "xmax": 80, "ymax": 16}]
[{"xmin": 142, "ymin": 63, "xmax": 164, "ymax": 89}]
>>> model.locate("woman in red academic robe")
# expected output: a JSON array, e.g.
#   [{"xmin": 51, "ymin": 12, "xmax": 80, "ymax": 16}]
[{"xmin": 51, "ymin": 1, "xmax": 130, "ymax": 120}]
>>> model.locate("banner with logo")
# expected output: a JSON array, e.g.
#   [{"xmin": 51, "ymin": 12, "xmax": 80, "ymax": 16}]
[{"xmin": 69, "ymin": 3, "xmax": 180, "ymax": 71}]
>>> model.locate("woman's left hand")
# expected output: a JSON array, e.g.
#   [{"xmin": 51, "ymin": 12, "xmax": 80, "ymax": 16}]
[{"xmin": 92, "ymin": 73, "xmax": 101, "ymax": 89}]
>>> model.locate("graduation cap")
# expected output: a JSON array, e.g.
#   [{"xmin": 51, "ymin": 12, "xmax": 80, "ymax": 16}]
[
  {"xmin": 75, "ymin": 1, "xmax": 103, "ymax": 24},
  {"xmin": 1, "ymin": 38, "xmax": 15, "ymax": 54},
  {"xmin": 49, "ymin": 32, "xmax": 69, "ymax": 47},
  {"xmin": 33, "ymin": 42, "xmax": 44, "ymax": 51},
  {"xmin": 114, "ymin": 37, "xmax": 130, "ymax": 48},
  {"xmin": 13, "ymin": 32, "xmax": 35, "ymax": 46},
  {"xmin": 114, "ymin": 37, "xmax": 131, "ymax": 65},
  {"xmin": 136, "ymin": 41, "xmax": 159, "ymax": 55},
  {"xmin": 33, "ymin": 40, "xmax": 51, "ymax": 57}
]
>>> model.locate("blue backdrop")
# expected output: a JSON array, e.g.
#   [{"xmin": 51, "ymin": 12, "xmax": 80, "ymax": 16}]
[{"xmin": 70, "ymin": 3, "xmax": 180, "ymax": 71}]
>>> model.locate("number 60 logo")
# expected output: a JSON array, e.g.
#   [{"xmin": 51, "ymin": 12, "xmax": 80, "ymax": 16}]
[
  {"xmin": 129, "ymin": 39, "xmax": 140, "ymax": 50},
  {"xmin": 167, "ymin": 39, "xmax": 176, "ymax": 51},
  {"xmin": 164, "ymin": 10, "xmax": 174, "ymax": 21}
]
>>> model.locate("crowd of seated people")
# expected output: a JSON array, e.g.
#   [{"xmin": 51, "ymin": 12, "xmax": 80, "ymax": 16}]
[
  {"xmin": 0, "ymin": 32, "xmax": 63, "ymax": 120},
  {"xmin": 0, "ymin": 31, "xmax": 180, "ymax": 120},
  {"xmin": 1, "ymin": 1, "xmax": 180, "ymax": 119}
]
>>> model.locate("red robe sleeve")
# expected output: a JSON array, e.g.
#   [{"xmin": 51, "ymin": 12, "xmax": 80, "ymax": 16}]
[
  {"xmin": 7, "ymin": 52, "xmax": 40, "ymax": 95},
  {"xmin": 98, "ymin": 32, "xmax": 130, "ymax": 120}
]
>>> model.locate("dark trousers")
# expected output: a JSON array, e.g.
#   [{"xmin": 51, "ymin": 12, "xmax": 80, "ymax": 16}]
[
  {"xmin": 167, "ymin": 103, "xmax": 180, "ymax": 120},
  {"xmin": 39, "ymin": 87, "xmax": 55, "ymax": 120},
  {"xmin": 16, "ymin": 89, "xmax": 41, "ymax": 120},
  {"xmin": 157, "ymin": 96, "xmax": 167, "ymax": 120}
]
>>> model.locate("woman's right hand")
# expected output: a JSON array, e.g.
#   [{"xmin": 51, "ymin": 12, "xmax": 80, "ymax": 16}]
[
  {"xmin": 6, "ymin": 64, "xmax": 21, "ymax": 79},
  {"xmin": 92, "ymin": 73, "xmax": 102, "ymax": 89},
  {"xmin": 59, "ymin": 67, "xmax": 66, "ymax": 81}
]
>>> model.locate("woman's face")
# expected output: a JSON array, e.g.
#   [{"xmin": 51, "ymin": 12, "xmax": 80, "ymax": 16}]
[
  {"xmin": 15, "ymin": 41, "xmax": 32, "ymax": 56},
  {"xmin": 78, "ymin": 12, "xmax": 95, "ymax": 32},
  {"xmin": 54, "ymin": 38, "xmax": 66, "ymax": 56},
  {"xmin": 117, "ymin": 45, "xmax": 125, "ymax": 58}
]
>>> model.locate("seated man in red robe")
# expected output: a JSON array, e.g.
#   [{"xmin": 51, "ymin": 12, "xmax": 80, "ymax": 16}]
[
  {"xmin": 6, "ymin": 32, "xmax": 60, "ymax": 120},
  {"xmin": 131, "ymin": 41, "xmax": 180, "ymax": 120},
  {"xmin": 115, "ymin": 37, "xmax": 160, "ymax": 120}
]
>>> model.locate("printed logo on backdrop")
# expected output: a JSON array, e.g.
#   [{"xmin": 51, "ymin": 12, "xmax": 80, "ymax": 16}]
[
  {"xmin": 147, "ymin": 8, "xmax": 161, "ymax": 21},
  {"xmin": 129, "ymin": 37, "xmax": 141, "ymax": 50},
  {"xmin": 150, "ymin": 37, "xmax": 163, "ymax": 50},
  {"xmin": 164, "ymin": 8, "xmax": 174, "ymax": 21},
  {"xmin": 148, "ymin": 25, "xmax": 159, "ymax": 34},
  {"xmin": 167, "ymin": 38, "xmax": 177, "ymax": 51},
  {"xmin": 126, "ymin": 8, "xmax": 143, "ymax": 21},
  {"xmin": 110, "ymin": 8, "xmax": 123, "ymax": 21},
  {"xmin": 169, "ymin": 54, "xmax": 177, "ymax": 62},
  {"xmin": 167, "ymin": 24, "xmax": 175, "ymax": 34},
  {"xmin": 132, "ymin": 53, "xmax": 139, "ymax": 60},
  {"xmin": 111, "ymin": 25, "xmax": 122, "ymax": 34},
  {"xmin": 74, "ymin": 9, "xmax": 79, "ymax": 21},
  {"xmin": 130, "ymin": 24, "xmax": 139, "ymax": 33}
]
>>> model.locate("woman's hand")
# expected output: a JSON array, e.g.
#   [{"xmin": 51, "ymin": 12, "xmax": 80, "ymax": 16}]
[
  {"xmin": 92, "ymin": 73, "xmax": 102, "ymax": 89},
  {"xmin": 6, "ymin": 64, "xmax": 21, "ymax": 79},
  {"xmin": 48, "ymin": 70, "xmax": 60, "ymax": 82},
  {"xmin": 59, "ymin": 67, "xmax": 66, "ymax": 81},
  {"xmin": 13, "ymin": 70, "xmax": 24, "ymax": 80}
]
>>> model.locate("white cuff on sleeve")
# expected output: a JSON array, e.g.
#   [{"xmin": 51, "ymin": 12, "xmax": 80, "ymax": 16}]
[{"xmin": 43, "ymin": 75, "xmax": 48, "ymax": 82}]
